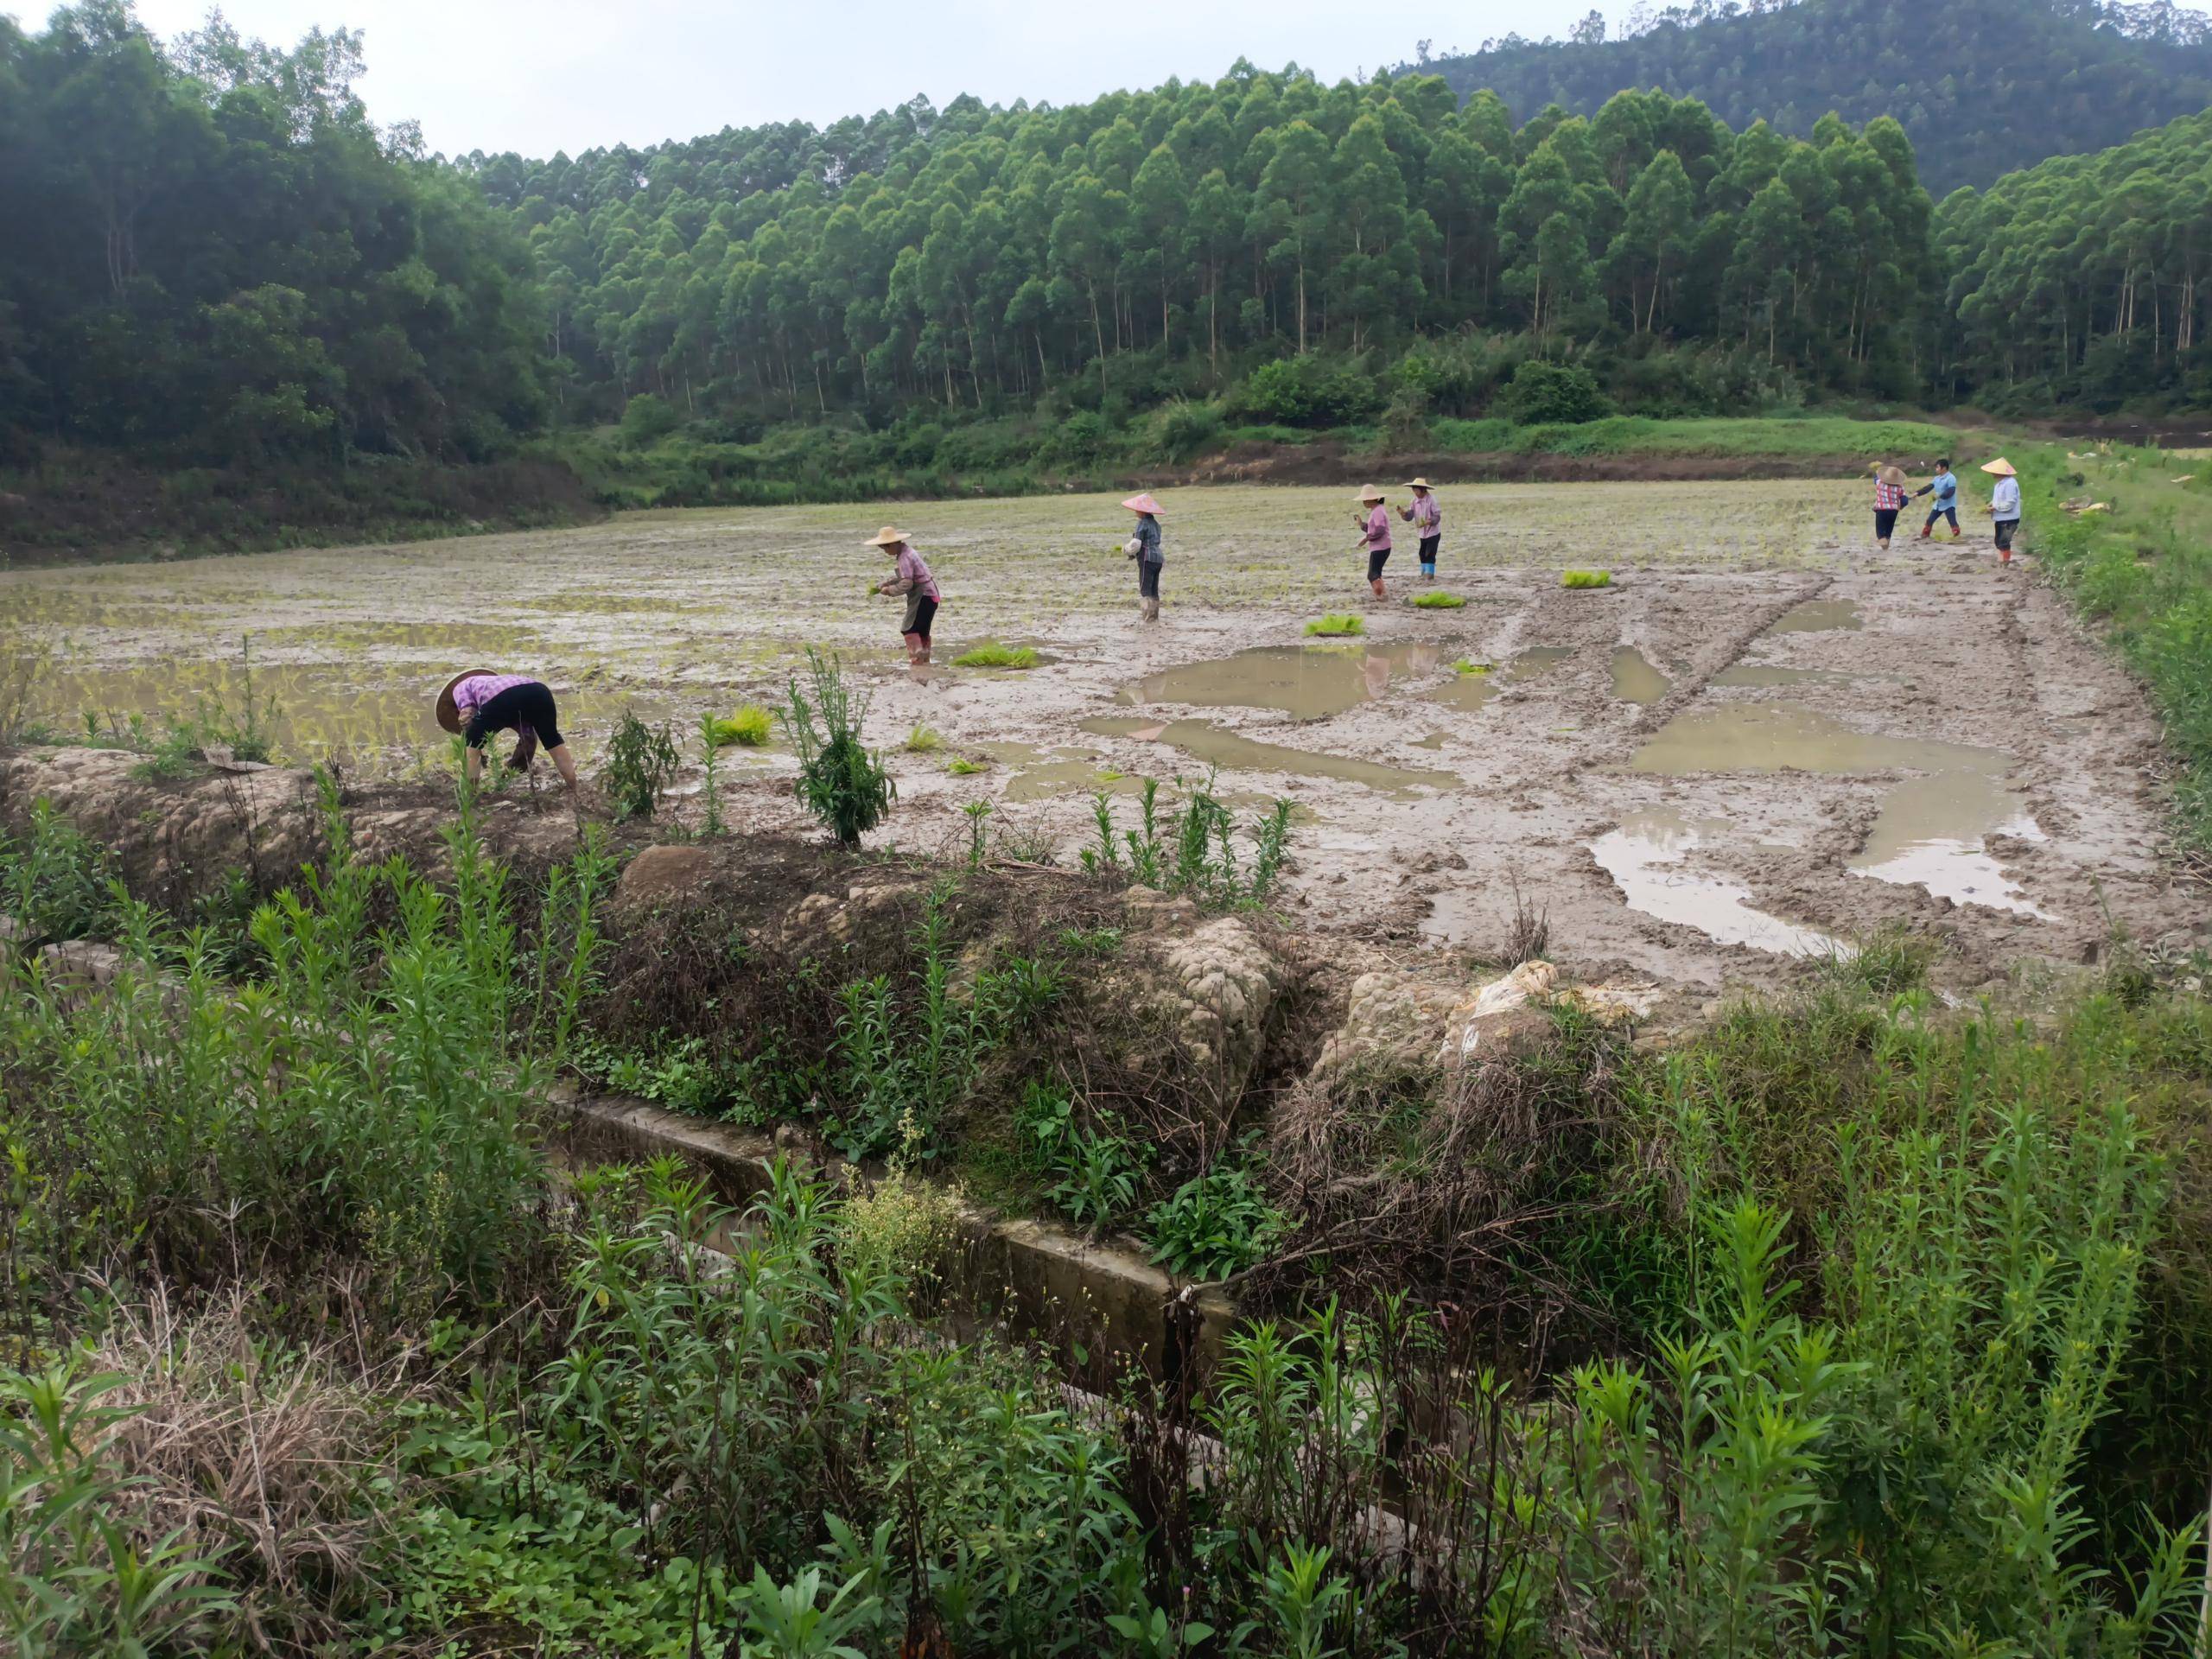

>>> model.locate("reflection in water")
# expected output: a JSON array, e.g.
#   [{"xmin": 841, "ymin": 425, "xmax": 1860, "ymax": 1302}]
[
  {"xmin": 1610, "ymin": 646, "xmax": 1671, "ymax": 704},
  {"xmin": 1078, "ymin": 715, "xmax": 1456, "ymax": 796},
  {"xmin": 1588, "ymin": 811, "xmax": 1845, "ymax": 957},
  {"xmin": 1424, "ymin": 645, "xmax": 1573, "ymax": 712},
  {"xmin": 1119, "ymin": 642, "xmax": 1445, "ymax": 718},
  {"xmin": 1766, "ymin": 598, "xmax": 1863, "ymax": 634}
]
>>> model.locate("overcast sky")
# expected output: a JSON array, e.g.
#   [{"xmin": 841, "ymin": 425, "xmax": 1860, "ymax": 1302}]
[{"xmin": 93, "ymin": 0, "xmax": 1607, "ymax": 158}]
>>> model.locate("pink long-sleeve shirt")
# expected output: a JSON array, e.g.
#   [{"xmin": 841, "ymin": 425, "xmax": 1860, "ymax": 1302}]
[{"xmin": 1362, "ymin": 505, "xmax": 1392, "ymax": 552}]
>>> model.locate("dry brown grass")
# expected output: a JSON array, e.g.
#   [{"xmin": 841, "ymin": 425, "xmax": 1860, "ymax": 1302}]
[{"xmin": 84, "ymin": 1276, "xmax": 417, "ymax": 1654}]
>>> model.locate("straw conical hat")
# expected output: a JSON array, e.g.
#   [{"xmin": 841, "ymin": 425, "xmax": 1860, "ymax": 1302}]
[
  {"xmin": 1404, "ymin": 477, "xmax": 1433, "ymax": 489},
  {"xmin": 1980, "ymin": 457, "xmax": 2016, "ymax": 477},
  {"xmin": 435, "ymin": 668, "xmax": 497, "ymax": 734},
  {"xmin": 1878, "ymin": 465, "xmax": 1905, "ymax": 486},
  {"xmin": 1121, "ymin": 493, "xmax": 1164, "ymax": 515},
  {"xmin": 1357, "ymin": 485, "xmax": 1386, "ymax": 502},
  {"xmin": 863, "ymin": 524, "xmax": 912, "ymax": 547}
]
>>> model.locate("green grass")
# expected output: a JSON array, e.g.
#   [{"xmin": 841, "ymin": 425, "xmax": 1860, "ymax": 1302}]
[
  {"xmin": 950, "ymin": 643, "xmax": 1040, "ymax": 669},
  {"xmin": 1562, "ymin": 569, "xmax": 1612, "ymax": 588},
  {"xmin": 1410, "ymin": 591, "xmax": 1466, "ymax": 608},
  {"xmin": 1424, "ymin": 413, "xmax": 1972, "ymax": 461},
  {"xmin": 1304, "ymin": 613, "xmax": 1365, "ymax": 637},
  {"xmin": 704, "ymin": 704, "xmax": 772, "ymax": 748}
]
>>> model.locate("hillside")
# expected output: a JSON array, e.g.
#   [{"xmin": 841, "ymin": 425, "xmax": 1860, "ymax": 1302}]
[{"xmin": 1412, "ymin": 0, "xmax": 2212, "ymax": 193}]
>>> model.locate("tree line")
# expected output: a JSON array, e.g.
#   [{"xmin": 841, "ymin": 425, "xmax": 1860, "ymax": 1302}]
[{"xmin": 3, "ymin": 1, "xmax": 2210, "ymax": 481}]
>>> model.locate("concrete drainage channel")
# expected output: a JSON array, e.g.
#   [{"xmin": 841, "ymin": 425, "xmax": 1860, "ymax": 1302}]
[{"xmin": 14, "ymin": 930, "xmax": 1240, "ymax": 1390}]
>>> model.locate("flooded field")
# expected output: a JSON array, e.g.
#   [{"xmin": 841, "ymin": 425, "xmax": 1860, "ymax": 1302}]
[{"xmin": 3, "ymin": 479, "xmax": 2199, "ymax": 990}]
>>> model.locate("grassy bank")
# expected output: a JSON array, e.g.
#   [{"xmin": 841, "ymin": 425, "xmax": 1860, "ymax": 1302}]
[
  {"xmin": 3, "ymin": 782, "xmax": 2210, "ymax": 1655},
  {"xmin": 0, "ymin": 446, "xmax": 601, "ymax": 564},
  {"xmin": 551, "ymin": 410, "xmax": 1980, "ymax": 511},
  {"xmin": 2014, "ymin": 442, "xmax": 2212, "ymax": 852}
]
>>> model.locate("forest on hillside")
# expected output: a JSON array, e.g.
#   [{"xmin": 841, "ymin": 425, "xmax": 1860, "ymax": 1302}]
[
  {"xmin": 2, "ymin": 0, "xmax": 2211, "ymax": 492},
  {"xmin": 1413, "ymin": 0, "xmax": 2212, "ymax": 193}
]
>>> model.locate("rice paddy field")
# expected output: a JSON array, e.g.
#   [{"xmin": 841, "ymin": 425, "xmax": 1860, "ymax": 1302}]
[{"xmin": 4, "ymin": 478, "xmax": 2200, "ymax": 991}]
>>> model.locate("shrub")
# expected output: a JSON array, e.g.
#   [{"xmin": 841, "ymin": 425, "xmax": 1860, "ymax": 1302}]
[
  {"xmin": 1, "ymin": 800, "xmax": 121, "ymax": 943},
  {"xmin": 1237, "ymin": 356, "xmax": 1384, "ymax": 427},
  {"xmin": 779, "ymin": 647, "xmax": 894, "ymax": 848},
  {"xmin": 1410, "ymin": 591, "xmax": 1465, "ymax": 608},
  {"xmin": 1303, "ymin": 613, "xmax": 1364, "ymax": 637},
  {"xmin": 602, "ymin": 710, "xmax": 681, "ymax": 819},
  {"xmin": 1147, "ymin": 397, "xmax": 1224, "ymax": 462},
  {"xmin": 1499, "ymin": 359, "xmax": 1611, "ymax": 424},
  {"xmin": 617, "ymin": 392, "xmax": 682, "ymax": 448},
  {"xmin": 1562, "ymin": 569, "xmax": 1612, "ymax": 588},
  {"xmin": 951, "ymin": 644, "xmax": 1039, "ymax": 669}
]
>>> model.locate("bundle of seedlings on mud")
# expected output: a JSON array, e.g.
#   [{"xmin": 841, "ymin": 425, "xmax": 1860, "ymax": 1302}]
[
  {"xmin": 1409, "ymin": 592, "xmax": 1466, "ymax": 608},
  {"xmin": 1303, "ymin": 613, "xmax": 1364, "ymax": 637},
  {"xmin": 950, "ymin": 642, "xmax": 1039, "ymax": 670},
  {"xmin": 602, "ymin": 709, "xmax": 681, "ymax": 819},
  {"xmin": 904, "ymin": 721, "xmax": 942, "ymax": 753},
  {"xmin": 1452, "ymin": 658, "xmax": 1493, "ymax": 675},
  {"xmin": 944, "ymin": 755, "xmax": 988, "ymax": 775},
  {"xmin": 778, "ymin": 645, "xmax": 894, "ymax": 847},
  {"xmin": 703, "ymin": 703, "xmax": 772, "ymax": 747},
  {"xmin": 1561, "ymin": 569, "xmax": 1612, "ymax": 589},
  {"xmin": 1081, "ymin": 777, "xmax": 1294, "ymax": 910}
]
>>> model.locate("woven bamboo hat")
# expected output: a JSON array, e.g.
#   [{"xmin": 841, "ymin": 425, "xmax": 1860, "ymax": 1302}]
[
  {"xmin": 863, "ymin": 525, "xmax": 912, "ymax": 547},
  {"xmin": 1357, "ymin": 485, "xmax": 1386, "ymax": 503},
  {"xmin": 435, "ymin": 669, "xmax": 497, "ymax": 735},
  {"xmin": 1404, "ymin": 477, "xmax": 1433, "ymax": 490},
  {"xmin": 1878, "ymin": 465, "xmax": 1905, "ymax": 486},
  {"xmin": 1121, "ymin": 493, "xmax": 1164, "ymax": 515},
  {"xmin": 1980, "ymin": 457, "xmax": 2017, "ymax": 477}
]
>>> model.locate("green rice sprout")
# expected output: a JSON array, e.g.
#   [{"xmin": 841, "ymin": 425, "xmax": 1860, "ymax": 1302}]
[
  {"xmin": 703, "ymin": 704, "xmax": 773, "ymax": 748},
  {"xmin": 1304, "ymin": 613, "xmax": 1365, "ymax": 637},
  {"xmin": 951, "ymin": 643, "xmax": 1040, "ymax": 669},
  {"xmin": 1452, "ymin": 658, "xmax": 1493, "ymax": 675},
  {"xmin": 1411, "ymin": 592, "xmax": 1467, "ymax": 608},
  {"xmin": 1562, "ymin": 569, "xmax": 1613, "ymax": 589},
  {"xmin": 946, "ymin": 756, "xmax": 988, "ymax": 775},
  {"xmin": 906, "ymin": 722, "xmax": 943, "ymax": 753}
]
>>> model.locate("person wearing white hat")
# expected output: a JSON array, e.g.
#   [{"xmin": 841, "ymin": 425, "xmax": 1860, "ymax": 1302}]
[
  {"xmin": 1982, "ymin": 458, "xmax": 2022, "ymax": 565},
  {"xmin": 868, "ymin": 525, "xmax": 940, "ymax": 664},
  {"xmin": 1122, "ymin": 493, "xmax": 1166, "ymax": 621},
  {"xmin": 1353, "ymin": 486, "xmax": 1392, "ymax": 600},
  {"xmin": 1397, "ymin": 479, "xmax": 1441, "ymax": 579}
]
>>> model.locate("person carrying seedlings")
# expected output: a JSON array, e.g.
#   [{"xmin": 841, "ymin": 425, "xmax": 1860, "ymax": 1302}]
[
  {"xmin": 1354, "ymin": 485, "xmax": 1393, "ymax": 599},
  {"xmin": 1982, "ymin": 457, "xmax": 2022, "ymax": 564},
  {"xmin": 1398, "ymin": 478, "xmax": 1442, "ymax": 579},
  {"xmin": 436, "ymin": 671, "xmax": 581, "ymax": 791},
  {"xmin": 868, "ymin": 524, "xmax": 940, "ymax": 665},
  {"xmin": 1121, "ymin": 492, "xmax": 1166, "ymax": 621},
  {"xmin": 1872, "ymin": 463, "xmax": 1909, "ymax": 550},
  {"xmin": 1914, "ymin": 458, "xmax": 1962, "ymax": 540}
]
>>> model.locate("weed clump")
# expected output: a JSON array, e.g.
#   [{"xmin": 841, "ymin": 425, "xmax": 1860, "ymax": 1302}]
[
  {"xmin": 704, "ymin": 704, "xmax": 772, "ymax": 747},
  {"xmin": 779, "ymin": 646, "xmax": 895, "ymax": 848},
  {"xmin": 1303, "ymin": 613, "xmax": 1364, "ymax": 637},
  {"xmin": 950, "ymin": 643, "xmax": 1039, "ymax": 669},
  {"xmin": 1410, "ymin": 591, "xmax": 1466, "ymax": 608},
  {"xmin": 602, "ymin": 710, "xmax": 681, "ymax": 819},
  {"xmin": 1562, "ymin": 569, "xmax": 1613, "ymax": 588}
]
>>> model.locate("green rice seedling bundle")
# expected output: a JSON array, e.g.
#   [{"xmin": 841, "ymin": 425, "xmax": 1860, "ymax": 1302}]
[
  {"xmin": 946, "ymin": 756, "xmax": 988, "ymax": 775},
  {"xmin": 705, "ymin": 704, "xmax": 773, "ymax": 747},
  {"xmin": 1452, "ymin": 658, "xmax": 1493, "ymax": 675},
  {"xmin": 1304, "ymin": 613, "xmax": 1365, "ymax": 637},
  {"xmin": 1562, "ymin": 569, "xmax": 1612, "ymax": 589},
  {"xmin": 1411, "ymin": 592, "xmax": 1466, "ymax": 608},
  {"xmin": 906, "ymin": 723, "xmax": 942, "ymax": 753},
  {"xmin": 952, "ymin": 643, "xmax": 1040, "ymax": 669}
]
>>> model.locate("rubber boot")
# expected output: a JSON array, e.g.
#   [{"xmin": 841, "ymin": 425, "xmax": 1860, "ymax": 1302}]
[
  {"xmin": 1421, "ymin": 563, "xmax": 1436, "ymax": 580},
  {"xmin": 1916, "ymin": 524, "xmax": 1932, "ymax": 540}
]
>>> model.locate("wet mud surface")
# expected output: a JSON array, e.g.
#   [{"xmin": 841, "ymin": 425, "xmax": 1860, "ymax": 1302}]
[{"xmin": 3, "ymin": 480, "xmax": 2201, "ymax": 993}]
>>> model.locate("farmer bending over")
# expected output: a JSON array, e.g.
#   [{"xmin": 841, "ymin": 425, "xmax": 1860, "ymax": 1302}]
[
  {"xmin": 437, "ymin": 671, "xmax": 580, "ymax": 791},
  {"xmin": 869, "ymin": 524, "xmax": 940, "ymax": 665}
]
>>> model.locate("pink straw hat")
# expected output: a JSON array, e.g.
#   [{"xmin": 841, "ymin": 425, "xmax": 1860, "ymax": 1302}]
[{"xmin": 1121, "ymin": 493, "xmax": 1164, "ymax": 515}]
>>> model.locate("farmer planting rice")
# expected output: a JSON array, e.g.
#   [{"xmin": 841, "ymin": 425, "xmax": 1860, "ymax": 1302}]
[
  {"xmin": 1354, "ymin": 485, "xmax": 1392, "ymax": 601},
  {"xmin": 1984, "ymin": 457, "xmax": 2023, "ymax": 564},
  {"xmin": 435, "ymin": 671, "xmax": 581, "ymax": 792},
  {"xmin": 1122, "ymin": 492, "xmax": 1166, "ymax": 622},
  {"xmin": 1872, "ymin": 464, "xmax": 1909, "ymax": 549},
  {"xmin": 1398, "ymin": 478, "xmax": 1442, "ymax": 578},
  {"xmin": 868, "ymin": 524, "xmax": 940, "ymax": 666},
  {"xmin": 1914, "ymin": 457, "xmax": 1963, "ymax": 540}
]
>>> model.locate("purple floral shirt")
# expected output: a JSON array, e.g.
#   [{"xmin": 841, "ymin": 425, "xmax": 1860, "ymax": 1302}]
[{"xmin": 454, "ymin": 673, "xmax": 537, "ymax": 737}]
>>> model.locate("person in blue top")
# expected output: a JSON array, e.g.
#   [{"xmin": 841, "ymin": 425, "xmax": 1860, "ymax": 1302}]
[{"xmin": 1913, "ymin": 458, "xmax": 1961, "ymax": 540}]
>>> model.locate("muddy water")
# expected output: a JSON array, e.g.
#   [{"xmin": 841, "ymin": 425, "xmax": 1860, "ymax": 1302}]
[
  {"xmin": 1589, "ymin": 812, "xmax": 1844, "ymax": 957},
  {"xmin": 1710, "ymin": 664, "xmax": 1837, "ymax": 688},
  {"xmin": 1632, "ymin": 702, "xmax": 2044, "ymax": 914},
  {"xmin": 1610, "ymin": 647, "xmax": 1671, "ymax": 703},
  {"xmin": 1078, "ymin": 715, "xmax": 1456, "ymax": 796},
  {"xmin": 1424, "ymin": 645, "xmax": 1572, "ymax": 712},
  {"xmin": 1766, "ymin": 598, "xmax": 1863, "ymax": 633},
  {"xmin": 1119, "ymin": 642, "xmax": 1446, "ymax": 718}
]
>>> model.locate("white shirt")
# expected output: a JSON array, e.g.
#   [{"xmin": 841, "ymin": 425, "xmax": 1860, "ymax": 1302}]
[{"xmin": 1991, "ymin": 477, "xmax": 2021, "ymax": 520}]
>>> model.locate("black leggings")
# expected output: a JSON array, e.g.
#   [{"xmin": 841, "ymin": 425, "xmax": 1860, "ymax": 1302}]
[
  {"xmin": 1418, "ymin": 533, "xmax": 1440, "ymax": 568},
  {"xmin": 1995, "ymin": 518, "xmax": 2018, "ymax": 551},
  {"xmin": 902, "ymin": 593, "xmax": 938, "ymax": 639},
  {"xmin": 1367, "ymin": 547, "xmax": 1391, "ymax": 582},
  {"xmin": 1138, "ymin": 559, "xmax": 1161, "ymax": 599},
  {"xmin": 1874, "ymin": 508, "xmax": 1899, "ymax": 540},
  {"xmin": 466, "ymin": 681, "xmax": 562, "ymax": 750}
]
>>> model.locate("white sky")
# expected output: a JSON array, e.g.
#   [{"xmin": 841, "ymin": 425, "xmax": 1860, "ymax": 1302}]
[{"xmin": 87, "ymin": 0, "xmax": 1608, "ymax": 158}]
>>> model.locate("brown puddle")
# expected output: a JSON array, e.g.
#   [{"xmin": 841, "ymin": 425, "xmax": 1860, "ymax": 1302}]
[
  {"xmin": 1711, "ymin": 664, "xmax": 1838, "ymax": 688},
  {"xmin": 1610, "ymin": 647, "xmax": 1671, "ymax": 704},
  {"xmin": 1766, "ymin": 598, "xmax": 1863, "ymax": 634},
  {"xmin": 1632, "ymin": 703, "xmax": 2047, "ymax": 915},
  {"xmin": 1424, "ymin": 645, "xmax": 1573, "ymax": 712},
  {"xmin": 1078, "ymin": 715, "xmax": 1456, "ymax": 796},
  {"xmin": 1588, "ymin": 811, "xmax": 1845, "ymax": 957},
  {"xmin": 1118, "ymin": 642, "xmax": 1446, "ymax": 719}
]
